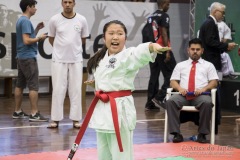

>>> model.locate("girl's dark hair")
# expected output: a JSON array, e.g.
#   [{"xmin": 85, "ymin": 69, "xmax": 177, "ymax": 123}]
[
  {"xmin": 20, "ymin": 0, "xmax": 37, "ymax": 13},
  {"xmin": 87, "ymin": 20, "xmax": 127, "ymax": 74}
]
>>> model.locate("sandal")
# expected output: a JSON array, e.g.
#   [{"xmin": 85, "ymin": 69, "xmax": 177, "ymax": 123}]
[
  {"xmin": 47, "ymin": 121, "xmax": 59, "ymax": 129},
  {"xmin": 73, "ymin": 121, "xmax": 82, "ymax": 129}
]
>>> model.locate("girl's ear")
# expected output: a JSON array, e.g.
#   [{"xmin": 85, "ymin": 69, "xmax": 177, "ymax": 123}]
[{"xmin": 103, "ymin": 35, "xmax": 106, "ymax": 43}]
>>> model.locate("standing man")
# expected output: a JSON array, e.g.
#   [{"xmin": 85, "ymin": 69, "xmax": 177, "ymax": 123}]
[
  {"xmin": 165, "ymin": 38, "xmax": 218, "ymax": 143},
  {"xmin": 13, "ymin": 0, "xmax": 48, "ymax": 121},
  {"xmin": 198, "ymin": 2, "xmax": 236, "ymax": 71},
  {"xmin": 198, "ymin": 2, "xmax": 237, "ymax": 134},
  {"xmin": 47, "ymin": 0, "xmax": 89, "ymax": 128},
  {"xmin": 145, "ymin": 0, "xmax": 176, "ymax": 111}
]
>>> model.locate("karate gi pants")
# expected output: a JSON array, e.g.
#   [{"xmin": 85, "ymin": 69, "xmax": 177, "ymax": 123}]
[
  {"xmin": 96, "ymin": 120, "xmax": 133, "ymax": 160},
  {"xmin": 51, "ymin": 61, "xmax": 83, "ymax": 121}
]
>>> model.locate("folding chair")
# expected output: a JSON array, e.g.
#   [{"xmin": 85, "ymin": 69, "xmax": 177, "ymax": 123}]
[{"xmin": 164, "ymin": 88, "xmax": 217, "ymax": 144}]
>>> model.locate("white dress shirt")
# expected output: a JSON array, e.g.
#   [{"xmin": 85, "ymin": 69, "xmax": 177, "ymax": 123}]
[{"xmin": 170, "ymin": 58, "xmax": 219, "ymax": 90}]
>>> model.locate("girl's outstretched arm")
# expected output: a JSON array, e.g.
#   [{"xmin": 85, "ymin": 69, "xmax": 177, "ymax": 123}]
[{"xmin": 149, "ymin": 43, "xmax": 171, "ymax": 54}]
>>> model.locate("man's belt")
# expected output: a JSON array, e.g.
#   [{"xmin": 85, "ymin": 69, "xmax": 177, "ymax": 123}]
[{"xmin": 67, "ymin": 90, "xmax": 132, "ymax": 160}]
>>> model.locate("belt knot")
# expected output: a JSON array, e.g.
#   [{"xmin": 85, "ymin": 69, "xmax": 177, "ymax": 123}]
[{"xmin": 95, "ymin": 91, "xmax": 109, "ymax": 103}]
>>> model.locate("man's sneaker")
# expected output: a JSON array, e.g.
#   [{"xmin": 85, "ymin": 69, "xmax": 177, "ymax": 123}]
[
  {"xmin": 29, "ymin": 112, "xmax": 49, "ymax": 122},
  {"xmin": 12, "ymin": 110, "xmax": 29, "ymax": 119},
  {"xmin": 152, "ymin": 98, "xmax": 166, "ymax": 110}
]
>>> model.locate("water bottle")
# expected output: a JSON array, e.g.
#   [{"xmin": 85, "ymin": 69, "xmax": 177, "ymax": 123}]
[{"xmin": 189, "ymin": 135, "xmax": 198, "ymax": 141}]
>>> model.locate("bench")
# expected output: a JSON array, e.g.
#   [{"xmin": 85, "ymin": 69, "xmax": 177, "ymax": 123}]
[
  {"xmin": 0, "ymin": 72, "xmax": 88, "ymax": 103},
  {"xmin": 0, "ymin": 75, "xmax": 52, "ymax": 98}
]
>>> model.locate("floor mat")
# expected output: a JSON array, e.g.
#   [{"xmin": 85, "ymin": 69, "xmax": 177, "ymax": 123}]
[
  {"xmin": 146, "ymin": 157, "xmax": 194, "ymax": 160},
  {"xmin": 0, "ymin": 142, "xmax": 239, "ymax": 160}
]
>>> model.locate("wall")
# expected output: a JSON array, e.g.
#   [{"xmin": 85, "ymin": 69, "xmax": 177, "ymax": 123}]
[{"xmin": 0, "ymin": 0, "xmax": 190, "ymax": 94}]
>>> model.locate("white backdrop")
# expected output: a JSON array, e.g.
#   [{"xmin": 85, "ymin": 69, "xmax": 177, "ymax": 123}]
[{"xmin": 0, "ymin": 0, "xmax": 189, "ymax": 91}]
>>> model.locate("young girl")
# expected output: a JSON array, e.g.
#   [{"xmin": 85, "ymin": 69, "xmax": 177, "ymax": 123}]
[{"xmin": 70, "ymin": 20, "xmax": 170, "ymax": 160}]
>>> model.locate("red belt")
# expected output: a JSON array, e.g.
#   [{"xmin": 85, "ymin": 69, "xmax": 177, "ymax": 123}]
[{"xmin": 67, "ymin": 90, "xmax": 132, "ymax": 159}]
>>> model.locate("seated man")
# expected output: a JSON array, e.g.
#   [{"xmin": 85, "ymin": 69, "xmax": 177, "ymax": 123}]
[{"xmin": 165, "ymin": 38, "xmax": 219, "ymax": 143}]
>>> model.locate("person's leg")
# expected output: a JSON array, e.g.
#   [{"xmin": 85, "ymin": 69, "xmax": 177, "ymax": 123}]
[
  {"xmin": 14, "ymin": 59, "xmax": 26, "ymax": 112},
  {"xmin": 68, "ymin": 62, "xmax": 83, "ymax": 123},
  {"xmin": 14, "ymin": 87, "xmax": 23, "ymax": 112},
  {"xmin": 166, "ymin": 94, "xmax": 189, "ymax": 134},
  {"xmin": 51, "ymin": 62, "xmax": 68, "ymax": 121},
  {"xmin": 23, "ymin": 58, "xmax": 48, "ymax": 122},
  {"xmin": 156, "ymin": 68, "xmax": 171, "ymax": 102},
  {"xmin": 221, "ymin": 53, "xmax": 229, "ymax": 76},
  {"xmin": 146, "ymin": 55, "xmax": 161, "ymax": 109},
  {"xmin": 23, "ymin": 58, "xmax": 39, "ymax": 115},
  {"xmin": 193, "ymin": 95, "xmax": 213, "ymax": 135},
  {"xmin": 97, "ymin": 132, "xmax": 112, "ymax": 160},
  {"xmin": 109, "ymin": 121, "xmax": 133, "ymax": 160},
  {"xmin": 29, "ymin": 90, "xmax": 38, "ymax": 115},
  {"xmin": 225, "ymin": 53, "xmax": 235, "ymax": 75},
  {"xmin": 13, "ymin": 59, "xmax": 28, "ymax": 118},
  {"xmin": 97, "ymin": 119, "xmax": 133, "ymax": 160},
  {"xmin": 155, "ymin": 51, "xmax": 176, "ymax": 102}
]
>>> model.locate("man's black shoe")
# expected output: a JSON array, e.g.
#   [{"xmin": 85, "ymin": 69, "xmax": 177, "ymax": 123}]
[
  {"xmin": 145, "ymin": 105, "xmax": 160, "ymax": 111},
  {"xmin": 197, "ymin": 133, "xmax": 207, "ymax": 143},
  {"xmin": 172, "ymin": 133, "xmax": 184, "ymax": 143},
  {"xmin": 145, "ymin": 101, "xmax": 160, "ymax": 111},
  {"xmin": 152, "ymin": 98, "xmax": 166, "ymax": 109}
]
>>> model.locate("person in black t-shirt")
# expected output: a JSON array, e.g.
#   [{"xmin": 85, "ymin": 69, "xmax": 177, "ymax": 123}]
[{"xmin": 145, "ymin": 0, "xmax": 176, "ymax": 111}]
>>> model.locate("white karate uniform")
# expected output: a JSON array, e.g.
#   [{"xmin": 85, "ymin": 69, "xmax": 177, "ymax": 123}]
[
  {"xmin": 88, "ymin": 43, "xmax": 156, "ymax": 160},
  {"xmin": 48, "ymin": 13, "xmax": 89, "ymax": 121},
  {"xmin": 51, "ymin": 61, "xmax": 83, "ymax": 121},
  {"xmin": 218, "ymin": 21, "xmax": 235, "ymax": 76}
]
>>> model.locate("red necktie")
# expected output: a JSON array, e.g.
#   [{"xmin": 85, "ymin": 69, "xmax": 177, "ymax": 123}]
[{"xmin": 186, "ymin": 61, "xmax": 197, "ymax": 100}]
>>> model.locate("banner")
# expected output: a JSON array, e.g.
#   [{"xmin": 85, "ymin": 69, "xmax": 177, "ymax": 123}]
[{"xmin": 0, "ymin": 0, "xmax": 189, "ymax": 90}]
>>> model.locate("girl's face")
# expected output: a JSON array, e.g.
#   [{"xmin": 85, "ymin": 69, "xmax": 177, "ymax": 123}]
[{"xmin": 104, "ymin": 23, "xmax": 126, "ymax": 55}]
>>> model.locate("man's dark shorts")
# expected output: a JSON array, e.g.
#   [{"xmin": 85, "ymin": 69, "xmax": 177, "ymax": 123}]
[{"xmin": 16, "ymin": 58, "xmax": 39, "ymax": 91}]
